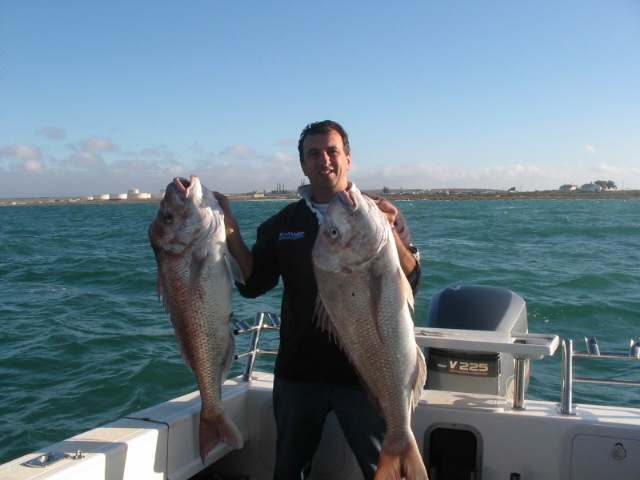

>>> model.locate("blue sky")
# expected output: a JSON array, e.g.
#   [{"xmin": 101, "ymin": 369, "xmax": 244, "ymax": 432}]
[{"xmin": 1, "ymin": 1, "xmax": 639, "ymax": 197}]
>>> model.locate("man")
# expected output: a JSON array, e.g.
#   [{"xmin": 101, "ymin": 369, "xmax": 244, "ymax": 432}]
[{"xmin": 215, "ymin": 120, "xmax": 421, "ymax": 479}]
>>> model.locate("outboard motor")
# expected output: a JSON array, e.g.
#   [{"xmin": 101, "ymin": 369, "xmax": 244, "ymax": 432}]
[{"xmin": 425, "ymin": 285, "xmax": 529, "ymax": 398}]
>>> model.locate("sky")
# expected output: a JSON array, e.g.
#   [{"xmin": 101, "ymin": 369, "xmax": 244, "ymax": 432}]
[{"xmin": 1, "ymin": 1, "xmax": 639, "ymax": 198}]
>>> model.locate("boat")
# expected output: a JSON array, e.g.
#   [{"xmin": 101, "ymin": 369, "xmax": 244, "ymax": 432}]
[{"xmin": 2, "ymin": 285, "xmax": 640, "ymax": 480}]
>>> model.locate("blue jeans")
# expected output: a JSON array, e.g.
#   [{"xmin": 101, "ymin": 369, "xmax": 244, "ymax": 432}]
[{"xmin": 272, "ymin": 377, "xmax": 385, "ymax": 480}]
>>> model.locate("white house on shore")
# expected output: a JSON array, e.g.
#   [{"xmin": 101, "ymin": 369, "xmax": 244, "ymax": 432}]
[
  {"xmin": 580, "ymin": 183, "xmax": 602, "ymax": 192},
  {"xmin": 559, "ymin": 184, "xmax": 578, "ymax": 191}
]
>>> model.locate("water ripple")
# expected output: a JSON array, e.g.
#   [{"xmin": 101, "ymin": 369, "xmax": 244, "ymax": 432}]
[{"xmin": 1, "ymin": 199, "xmax": 639, "ymax": 464}]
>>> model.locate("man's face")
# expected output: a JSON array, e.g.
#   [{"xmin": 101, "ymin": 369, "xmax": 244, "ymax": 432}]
[{"xmin": 301, "ymin": 129, "xmax": 351, "ymax": 202}]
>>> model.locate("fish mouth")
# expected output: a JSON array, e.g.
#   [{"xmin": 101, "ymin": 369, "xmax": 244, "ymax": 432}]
[
  {"xmin": 173, "ymin": 175, "xmax": 203, "ymax": 202},
  {"xmin": 341, "ymin": 187, "xmax": 389, "ymax": 255},
  {"xmin": 173, "ymin": 177, "xmax": 191, "ymax": 191},
  {"xmin": 337, "ymin": 188, "xmax": 358, "ymax": 213}
]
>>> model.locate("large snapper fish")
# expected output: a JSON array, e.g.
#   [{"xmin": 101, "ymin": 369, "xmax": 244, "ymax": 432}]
[
  {"xmin": 312, "ymin": 185, "xmax": 428, "ymax": 480},
  {"xmin": 149, "ymin": 175, "xmax": 244, "ymax": 463}
]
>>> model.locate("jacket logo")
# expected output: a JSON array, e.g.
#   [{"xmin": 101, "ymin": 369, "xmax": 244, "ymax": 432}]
[{"xmin": 279, "ymin": 231, "xmax": 305, "ymax": 241}]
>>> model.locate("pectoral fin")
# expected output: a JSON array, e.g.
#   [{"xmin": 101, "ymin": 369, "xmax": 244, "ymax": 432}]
[{"xmin": 224, "ymin": 251, "xmax": 245, "ymax": 285}]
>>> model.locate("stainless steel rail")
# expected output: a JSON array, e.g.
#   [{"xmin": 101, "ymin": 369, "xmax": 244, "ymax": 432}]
[
  {"xmin": 560, "ymin": 337, "xmax": 640, "ymax": 415},
  {"xmin": 233, "ymin": 312, "xmax": 280, "ymax": 381},
  {"xmin": 233, "ymin": 317, "xmax": 564, "ymax": 412}
]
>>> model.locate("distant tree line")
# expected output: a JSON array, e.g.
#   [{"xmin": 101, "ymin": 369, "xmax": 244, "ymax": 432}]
[{"xmin": 594, "ymin": 180, "xmax": 617, "ymax": 189}]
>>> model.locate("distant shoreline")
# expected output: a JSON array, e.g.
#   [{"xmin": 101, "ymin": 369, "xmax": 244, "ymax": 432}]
[{"xmin": 2, "ymin": 189, "xmax": 639, "ymax": 207}]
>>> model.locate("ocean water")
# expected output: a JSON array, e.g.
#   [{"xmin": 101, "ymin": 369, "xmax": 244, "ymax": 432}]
[{"xmin": 1, "ymin": 198, "xmax": 639, "ymax": 464}]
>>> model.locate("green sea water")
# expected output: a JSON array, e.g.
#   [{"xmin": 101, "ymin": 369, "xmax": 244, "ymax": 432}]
[{"xmin": 1, "ymin": 198, "xmax": 639, "ymax": 464}]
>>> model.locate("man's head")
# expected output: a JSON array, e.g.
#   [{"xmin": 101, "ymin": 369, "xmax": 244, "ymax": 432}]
[
  {"xmin": 298, "ymin": 120, "xmax": 352, "ymax": 204},
  {"xmin": 298, "ymin": 120, "xmax": 350, "ymax": 164}
]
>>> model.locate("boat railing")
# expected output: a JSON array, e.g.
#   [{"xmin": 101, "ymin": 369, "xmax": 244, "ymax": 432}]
[
  {"xmin": 232, "ymin": 317, "xmax": 562, "ymax": 410},
  {"xmin": 561, "ymin": 337, "xmax": 640, "ymax": 415},
  {"xmin": 233, "ymin": 312, "xmax": 281, "ymax": 381}
]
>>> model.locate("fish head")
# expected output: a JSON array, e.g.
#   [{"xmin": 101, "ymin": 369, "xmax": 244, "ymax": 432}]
[
  {"xmin": 149, "ymin": 175, "xmax": 221, "ymax": 253},
  {"xmin": 313, "ymin": 185, "xmax": 389, "ymax": 273}
]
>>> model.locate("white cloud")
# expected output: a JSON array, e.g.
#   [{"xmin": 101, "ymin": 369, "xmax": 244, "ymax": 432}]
[
  {"xmin": 79, "ymin": 137, "xmax": 119, "ymax": 152},
  {"xmin": 69, "ymin": 150, "xmax": 105, "ymax": 168},
  {"xmin": 23, "ymin": 159, "xmax": 46, "ymax": 173},
  {"xmin": 0, "ymin": 144, "xmax": 47, "ymax": 173},
  {"xmin": 167, "ymin": 164, "xmax": 187, "ymax": 177},
  {"xmin": 3, "ymin": 129, "xmax": 640, "ymax": 198},
  {"xmin": 584, "ymin": 145, "xmax": 597, "ymax": 155},
  {"xmin": 38, "ymin": 127, "xmax": 67, "ymax": 140},
  {"xmin": 220, "ymin": 144, "xmax": 257, "ymax": 160},
  {"xmin": 1, "ymin": 144, "xmax": 42, "ymax": 162},
  {"xmin": 267, "ymin": 152, "xmax": 296, "ymax": 165},
  {"xmin": 141, "ymin": 146, "xmax": 168, "ymax": 157},
  {"xmin": 351, "ymin": 162, "xmax": 573, "ymax": 192},
  {"xmin": 590, "ymin": 163, "xmax": 640, "ymax": 177},
  {"xmin": 277, "ymin": 138, "xmax": 296, "ymax": 148}
]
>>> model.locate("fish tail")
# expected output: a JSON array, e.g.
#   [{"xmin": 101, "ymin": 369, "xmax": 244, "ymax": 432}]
[
  {"xmin": 199, "ymin": 411, "xmax": 244, "ymax": 463},
  {"xmin": 375, "ymin": 438, "xmax": 429, "ymax": 480}
]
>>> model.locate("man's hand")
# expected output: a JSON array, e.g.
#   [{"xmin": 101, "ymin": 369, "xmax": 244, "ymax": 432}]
[
  {"xmin": 213, "ymin": 191, "xmax": 253, "ymax": 281},
  {"xmin": 213, "ymin": 192, "xmax": 239, "ymax": 236},
  {"xmin": 371, "ymin": 196, "xmax": 399, "ymax": 229},
  {"xmin": 371, "ymin": 196, "xmax": 417, "ymax": 277}
]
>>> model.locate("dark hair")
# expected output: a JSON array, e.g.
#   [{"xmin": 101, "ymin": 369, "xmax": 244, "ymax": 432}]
[{"xmin": 297, "ymin": 120, "xmax": 350, "ymax": 163}]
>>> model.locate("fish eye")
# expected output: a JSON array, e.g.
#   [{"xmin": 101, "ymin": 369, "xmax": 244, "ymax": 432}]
[
  {"xmin": 163, "ymin": 213, "xmax": 174, "ymax": 224},
  {"xmin": 329, "ymin": 227, "xmax": 339, "ymax": 239}
]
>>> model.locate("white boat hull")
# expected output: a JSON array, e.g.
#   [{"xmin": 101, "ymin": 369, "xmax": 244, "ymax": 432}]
[
  {"xmin": 3, "ymin": 323, "xmax": 640, "ymax": 480},
  {"xmin": 4, "ymin": 370, "xmax": 640, "ymax": 480}
]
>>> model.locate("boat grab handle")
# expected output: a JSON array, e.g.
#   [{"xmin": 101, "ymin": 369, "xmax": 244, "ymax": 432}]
[{"xmin": 561, "ymin": 337, "xmax": 640, "ymax": 415}]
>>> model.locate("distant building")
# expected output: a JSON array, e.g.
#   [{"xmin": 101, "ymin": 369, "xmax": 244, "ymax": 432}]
[
  {"xmin": 559, "ymin": 184, "xmax": 578, "ymax": 191},
  {"xmin": 127, "ymin": 188, "xmax": 151, "ymax": 199},
  {"xmin": 129, "ymin": 192, "xmax": 151, "ymax": 199},
  {"xmin": 580, "ymin": 183, "xmax": 602, "ymax": 192}
]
